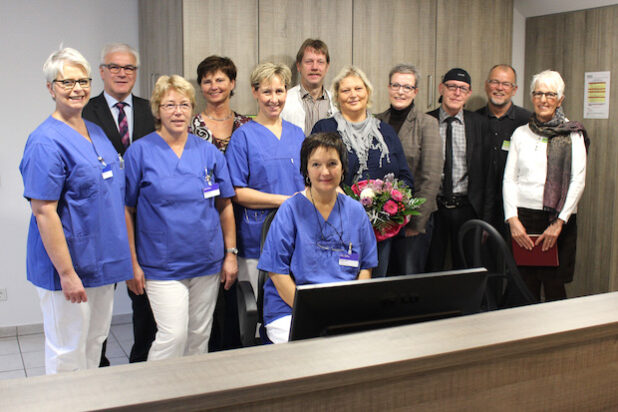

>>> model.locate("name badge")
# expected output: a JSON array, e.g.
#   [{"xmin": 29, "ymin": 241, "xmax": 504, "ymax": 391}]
[
  {"xmin": 501, "ymin": 140, "xmax": 510, "ymax": 151},
  {"xmin": 102, "ymin": 165, "xmax": 113, "ymax": 179},
  {"xmin": 203, "ymin": 184, "xmax": 220, "ymax": 199},
  {"xmin": 339, "ymin": 252, "xmax": 359, "ymax": 268}
]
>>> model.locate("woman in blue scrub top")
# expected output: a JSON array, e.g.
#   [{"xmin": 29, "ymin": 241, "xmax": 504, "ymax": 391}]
[
  {"xmin": 123, "ymin": 75, "xmax": 238, "ymax": 360},
  {"xmin": 258, "ymin": 132, "xmax": 378, "ymax": 343},
  {"xmin": 225, "ymin": 63, "xmax": 305, "ymax": 298},
  {"xmin": 19, "ymin": 48, "xmax": 132, "ymax": 374}
]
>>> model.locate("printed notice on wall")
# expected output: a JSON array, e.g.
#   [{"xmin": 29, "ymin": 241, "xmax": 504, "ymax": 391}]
[{"xmin": 584, "ymin": 71, "xmax": 610, "ymax": 119}]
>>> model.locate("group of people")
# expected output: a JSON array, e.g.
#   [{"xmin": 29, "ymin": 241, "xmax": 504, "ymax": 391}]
[{"xmin": 20, "ymin": 37, "xmax": 588, "ymax": 373}]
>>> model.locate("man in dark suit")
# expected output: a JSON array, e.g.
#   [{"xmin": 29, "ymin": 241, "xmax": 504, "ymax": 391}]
[
  {"xmin": 83, "ymin": 43, "xmax": 156, "ymax": 364},
  {"xmin": 426, "ymin": 68, "xmax": 490, "ymax": 271},
  {"xmin": 476, "ymin": 64, "xmax": 532, "ymax": 238}
]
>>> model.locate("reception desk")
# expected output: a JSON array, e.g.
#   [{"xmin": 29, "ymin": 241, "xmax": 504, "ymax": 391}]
[{"xmin": 2, "ymin": 292, "xmax": 618, "ymax": 411}]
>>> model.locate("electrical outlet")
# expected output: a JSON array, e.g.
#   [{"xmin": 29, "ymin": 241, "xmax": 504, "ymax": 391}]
[{"xmin": 0, "ymin": 288, "xmax": 7, "ymax": 301}]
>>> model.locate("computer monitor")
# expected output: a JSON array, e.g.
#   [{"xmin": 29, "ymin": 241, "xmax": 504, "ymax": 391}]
[{"xmin": 289, "ymin": 268, "xmax": 488, "ymax": 341}]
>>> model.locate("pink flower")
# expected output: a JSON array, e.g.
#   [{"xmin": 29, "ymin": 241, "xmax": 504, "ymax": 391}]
[
  {"xmin": 373, "ymin": 179, "xmax": 384, "ymax": 191},
  {"xmin": 351, "ymin": 183, "xmax": 361, "ymax": 195},
  {"xmin": 391, "ymin": 189, "xmax": 403, "ymax": 202},
  {"xmin": 383, "ymin": 200, "xmax": 398, "ymax": 215},
  {"xmin": 384, "ymin": 182, "xmax": 393, "ymax": 192},
  {"xmin": 361, "ymin": 197, "xmax": 373, "ymax": 207}
]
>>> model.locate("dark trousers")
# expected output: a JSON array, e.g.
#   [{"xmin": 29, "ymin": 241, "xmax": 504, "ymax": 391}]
[
  {"xmin": 426, "ymin": 201, "xmax": 477, "ymax": 272},
  {"xmin": 127, "ymin": 287, "xmax": 157, "ymax": 362},
  {"xmin": 388, "ymin": 214, "xmax": 434, "ymax": 275},
  {"xmin": 208, "ymin": 282, "xmax": 242, "ymax": 352},
  {"xmin": 374, "ymin": 238, "xmax": 393, "ymax": 277},
  {"xmin": 99, "ymin": 286, "xmax": 157, "ymax": 366}
]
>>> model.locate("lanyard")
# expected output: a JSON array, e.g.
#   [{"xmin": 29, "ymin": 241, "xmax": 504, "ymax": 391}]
[{"xmin": 309, "ymin": 189, "xmax": 351, "ymax": 254}]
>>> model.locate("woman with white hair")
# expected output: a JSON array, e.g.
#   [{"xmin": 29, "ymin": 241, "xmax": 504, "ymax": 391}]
[
  {"xmin": 503, "ymin": 70, "xmax": 589, "ymax": 301},
  {"xmin": 312, "ymin": 65, "xmax": 414, "ymax": 277},
  {"xmin": 19, "ymin": 47, "xmax": 132, "ymax": 374}
]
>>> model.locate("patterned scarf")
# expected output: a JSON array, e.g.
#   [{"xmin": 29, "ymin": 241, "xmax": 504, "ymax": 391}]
[
  {"xmin": 528, "ymin": 107, "xmax": 590, "ymax": 219},
  {"xmin": 333, "ymin": 111, "xmax": 390, "ymax": 182}
]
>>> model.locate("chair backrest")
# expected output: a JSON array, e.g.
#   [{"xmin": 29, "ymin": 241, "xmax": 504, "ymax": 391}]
[
  {"xmin": 257, "ymin": 208, "xmax": 279, "ymax": 325},
  {"xmin": 458, "ymin": 219, "xmax": 536, "ymax": 310}
]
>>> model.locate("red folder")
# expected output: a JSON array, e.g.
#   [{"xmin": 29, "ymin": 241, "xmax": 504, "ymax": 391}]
[{"xmin": 511, "ymin": 235, "xmax": 559, "ymax": 267}]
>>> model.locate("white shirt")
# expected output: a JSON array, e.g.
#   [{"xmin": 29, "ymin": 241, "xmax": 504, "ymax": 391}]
[
  {"xmin": 103, "ymin": 92, "xmax": 134, "ymax": 142},
  {"xmin": 503, "ymin": 124, "xmax": 586, "ymax": 223}
]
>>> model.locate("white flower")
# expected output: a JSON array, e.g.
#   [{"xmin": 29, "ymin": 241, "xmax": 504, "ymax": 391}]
[{"xmin": 360, "ymin": 188, "xmax": 376, "ymax": 200}]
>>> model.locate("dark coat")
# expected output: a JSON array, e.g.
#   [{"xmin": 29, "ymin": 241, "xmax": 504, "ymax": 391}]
[
  {"xmin": 427, "ymin": 108, "xmax": 491, "ymax": 219},
  {"xmin": 82, "ymin": 92, "xmax": 155, "ymax": 155}
]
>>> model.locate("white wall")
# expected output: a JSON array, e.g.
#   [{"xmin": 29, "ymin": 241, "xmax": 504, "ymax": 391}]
[{"xmin": 0, "ymin": 0, "xmax": 139, "ymax": 328}]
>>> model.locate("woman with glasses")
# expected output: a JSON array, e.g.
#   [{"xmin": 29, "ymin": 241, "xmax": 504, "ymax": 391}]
[
  {"xmin": 503, "ymin": 70, "xmax": 588, "ymax": 301},
  {"xmin": 376, "ymin": 64, "xmax": 442, "ymax": 275},
  {"xmin": 190, "ymin": 55, "xmax": 250, "ymax": 152},
  {"xmin": 19, "ymin": 48, "xmax": 132, "ymax": 374},
  {"xmin": 225, "ymin": 63, "xmax": 305, "ymax": 298},
  {"xmin": 123, "ymin": 75, "xmax": 237, "ymax": 360},
  {"xmin": 258, "ymin": 132, "xmax": 378, "ymax": 343},
  {"xmin": 312, "ymin": 66, "xmax": 414, "ymax": 277}
]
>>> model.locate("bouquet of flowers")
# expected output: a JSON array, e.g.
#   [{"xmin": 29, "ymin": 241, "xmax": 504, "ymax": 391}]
[{"xmin": 344, "ymin": 173, "xmax": 425, "ymax": 242}]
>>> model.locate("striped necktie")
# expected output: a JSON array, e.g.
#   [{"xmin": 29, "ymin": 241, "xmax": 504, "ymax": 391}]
[{"xmin": 115, "ymin": 101, "xmax": 130, "ymax": 148}]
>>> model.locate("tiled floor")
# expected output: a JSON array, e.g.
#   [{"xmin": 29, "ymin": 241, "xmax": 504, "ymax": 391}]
[{"xmin": 0, "ymin": 322, "xmax": 133, "ymax": 380}]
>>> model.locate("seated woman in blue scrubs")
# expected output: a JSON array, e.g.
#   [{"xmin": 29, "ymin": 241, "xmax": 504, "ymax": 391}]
[
  {"xmin": 123, "ymin": 75, "xmax": 237, "ymax": 360},
  {"xmin": 258, "ymin": 132, "xmax": 378, "ymax": 343},
  {"xmin": 225, "ymin": 63, "xmax": 305, "ymax": 298},
  {"xmin": 19, "ymin": 48, "xmax": 132, "ymax": 374},
  {"xmin": 312, "ymin": 66, "xmax": 414, "ymax": 277}
]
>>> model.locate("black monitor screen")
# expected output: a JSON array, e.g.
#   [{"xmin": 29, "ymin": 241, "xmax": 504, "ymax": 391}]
[{"xmin": 289, "ymin": 268, "xmax": 488, "ymax": 341}]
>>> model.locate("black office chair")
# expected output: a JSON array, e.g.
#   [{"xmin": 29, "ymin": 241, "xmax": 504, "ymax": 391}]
[
  {"xmin": 237, "ymin": 208, "xmax": 278, "ymax": 346},
  {"xmin": 458, "ymin": 219, "xmax": 537, "ymax": 310}
]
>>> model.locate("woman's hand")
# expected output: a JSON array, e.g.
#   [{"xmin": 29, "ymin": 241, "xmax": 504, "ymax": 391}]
[
  {"xmin": 536, "ymin": 219, "xmax": 564, "ymax": 252},
  {"xmin": 220, "ymin": 253, "xmax": 238, "ymax": 290},
  {"xmin": 126, "ymin": 263, "xmax": 146, "ymax": 295},
  {"xmin": 59, "ymin": 271, "xmax": 87, "ymax": 303},
  {"xmin": 508, "ymin": 216, "xmax": 534, "ymax": 250}
]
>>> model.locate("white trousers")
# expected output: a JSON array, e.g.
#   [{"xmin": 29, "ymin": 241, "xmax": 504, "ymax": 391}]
[
  {"xmin": 36, "ymin": 284, "xmax": 115, "ymax": 375},
  {"xmin": 146, "ymin": 274, "xmax": 219, "ymax": 360},
  {"xmin": 266, "ymin": 315, "xmax": 292, "ymax": 344},
  {"xmin": 237, "ymin": 257, "xmax": 259, "ymax": 298}
]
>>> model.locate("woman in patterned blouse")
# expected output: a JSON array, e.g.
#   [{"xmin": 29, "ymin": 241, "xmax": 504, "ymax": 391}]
[{"xmin": 190, "ymin": 55, "xmax": 250, "ymax": 152}]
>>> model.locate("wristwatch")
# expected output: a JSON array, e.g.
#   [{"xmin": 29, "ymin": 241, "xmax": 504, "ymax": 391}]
[{"xmin": 225, "ymin": 248, "xmax": 239, "ymax": 255}]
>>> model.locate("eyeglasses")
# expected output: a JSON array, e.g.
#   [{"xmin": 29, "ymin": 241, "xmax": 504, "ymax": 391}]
[
  {"xmin": 52, "ymin": 78, "xmax": 92, "ymax": 90},
  {"xmin": 444, "ymin": 83, "xmax": 470, "ymax": 93},
  {"xmin": 487, "ymin": 79, "xmax": 516, "ymax": 89},
  {"xmin": 389, "ymin": 83, "xmax": 417, "ymax": 93},
  {"xmin": 532, "ymin": 91, "xmax": 558, "ymax": 100},
  {"xmin": 101, "ymin": 64, "xmax": 137, "ymax": 74},
  {"xmin": 160, "ymin": 103, "xmax": 192, "ymax": 112}
]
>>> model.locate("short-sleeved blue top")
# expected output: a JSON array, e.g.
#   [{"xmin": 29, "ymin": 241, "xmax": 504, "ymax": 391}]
[
  {"xmin": 19, "ymin": 116, "xmax": 132, "ymax": 290},
  {"xmin": 224, "ymin": 120, "xmax": 305, "ymax": 258},
  {"xmin": 124, "ymin": 132, "xmax": 235, "ymax": 280},
  {"xmin": 258, "ymin": 193, "xmax": 378, "ymax": 325}
]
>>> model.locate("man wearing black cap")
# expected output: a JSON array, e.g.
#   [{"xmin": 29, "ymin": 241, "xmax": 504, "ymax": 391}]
[{"xmin": 426, "ymin": 68, "xmax": 490, "ymax": 271}]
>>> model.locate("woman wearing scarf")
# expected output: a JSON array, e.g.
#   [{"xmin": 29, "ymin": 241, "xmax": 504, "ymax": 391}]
[
  {"xmin": 503, "ymin": 70, "xmax": 589, "ymax": 301},
  {"xmin": 312, "ymin": 66, "xmax": 414, "ymax": 277}
]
